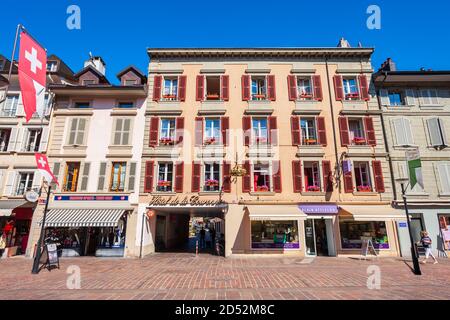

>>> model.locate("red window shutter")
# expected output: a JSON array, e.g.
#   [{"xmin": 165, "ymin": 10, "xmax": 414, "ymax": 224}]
[
  {"xmin": 175, "ymin": 162, "xmax": 184, "ymax": 193},
  {"xmin": 195, "ymin": 117, "xmax": 204, "ymax": 147},
  {"xmin": 364, "ymin": 117, "xmax": 377, "ymax": 146},
  {"xmin": 191, "ymin": 162, "xmax": 201, "ymax": 193},
  {"xmin": 291, "ymin": 116, "xmax": 301, "ymax": 146},
  {"xmin": 149, "ymin": 117, "xmax": 160, "ymax": 147},
  {"xmin": 313, "ymin": 75, "xmax": 323, "ymax": 101},
  {"xmin": 153, "ymin": 76, "xmax": 162, "ymax": 101},
  {"xmin": 372, "ymin": 161, "xmax": 385, "ymax": 193},
  {"xmin": 178, "ymin": 75, "xmax": 187, "ymax": 101},
  {"xmin": 144, "ymin": 161, "xmax": 154, "ymax": 193},
  {"xmin": 288, "ymin": 75, "xmax": 297, "ymax": 101},
  {"xmin": 333, "ymin": 75, "xmax": 344, "ymax": 101},
  {"xmin": 242, "ymin": 161, "xmax": 251, "ymax": 193},
  {"xmin": 222, "ymin": 162, "xmax": 231, "ymax": 193},
  {"xmin": 339, "ymin": 116, "xmax": 350, "ymax": 147},
  {"xmin": 267, "ymin": 75, "xmax": 276, "ymax": 101},
  {"xmin": 221, "ymin": 117, "xmax": 230, "ymax": 146},
  {"xmin": 316, "ymin": 117, "xmax": 327, "ymax": 146},
  {"xmin": 196, "ymin": 75, "xmax": 205, "ymax": 101},
  {"xmin": 273, "ymin": 161, "xmax": 282, "ymax": 193},
  {"xmin": 175, "ymin": 117, "xmax": 184, "ymax": 145},
  {"xmin": 322, "ymin": 160, "xmax": 333, "ymax": 192},
  {"xmin": 268, "ymin": 116, "xmax": 278, "ymax": 146},
  {"xmin": 221, "ymin": 75, "xmax": 229, "ymax": 101},
  {"xmin": 292, "ymin": 161, "xmax": 303, "ymax": 193},
  {"xmin": 359, "ymin": 75, "xmax": 370, "ymax": 101},
  {"xmin": 343, "ymin": 162, "xmax": 354, "ymax": 193},
  {"xmin": 242, "ymin": 75, "xmax": 251, "ymax": 101},
  {"xmin": 242, "ymin": 116, "xmax": 252, "ymax": 146}
]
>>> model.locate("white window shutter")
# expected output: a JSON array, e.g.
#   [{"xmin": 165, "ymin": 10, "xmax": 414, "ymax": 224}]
[
  {"xmin": 431, "ymin": 90, "xmax": 440, "ymax": 105},
  {"xmin": 393, "ymin": 118, "xmax": 406, "ymax": 146},
  {"xmin": 4, "ymin": 171, "xmax": 16, "ymax": 196},
  {"xmin": 80, "ymin": 162, "xmax": 91, "ymax": 191},
  {"xmin": 14, "ymin": 128, "xmax": 25, "ymax": 152},
  {"xmin": 15, "ymin": 95, "xmax": 25, "ymax": 117},
  {"xmin": 7, "ymin": 128, "xmax": 18, "ymax": 152},
  {"xmin": 76, "ymin": 118, "xmax": 86, "ymax": 145},
  {"xmin": 379, "ymin": 89, "xmax": 390, "ymax": 106},
  {"xmin": 438, "ymin": 118, "xmax": 448, "ymax": 146},
  {"xmin": 403, "ymin": 118, "xmax": 414, "ymax": 145},
  {"xmin": 404, "ymin": 89, "xmax": 416, "ymax": 106},
  {"xmin": 32, "ymin": 171, "xmax": 42, "ymax": 191},
  {"xmin": 39, "ymin": 127, "xmax": 50, "ymax": 152},
  {"xmin": 427, "ymin": 118, "xmax": 443, "ymax": 147},
  {"xmin": 97, "ymin": 162, "xmax": 107, "ymax": 191},
  {"xmin": 127, "ymin": 162, "xmax": 137, "ymax": 192},
  {"xmin": 437, "ymin": 163, "xmax": 450, "ymax": 194},
  {"xmin": 52, "ymin": 162, "xmax": 61, "ymax": 190}
]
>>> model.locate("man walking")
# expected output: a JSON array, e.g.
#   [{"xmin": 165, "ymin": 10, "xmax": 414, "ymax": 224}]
[{"xmin": 199, "ymin": 227, "xmax": 206, "ymax": 249}]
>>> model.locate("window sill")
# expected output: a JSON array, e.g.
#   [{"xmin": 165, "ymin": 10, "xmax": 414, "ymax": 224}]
[
  {"xmin": 405, "ymin": 193, "xmax": 430, "ymax": 198},
  {"xmin": 301, "ymin": 192, "xmax": 326, "ymax": 196},
  {"xmin": 438, "ymin": 194, "xmax": 450, "ymax": 198},
  {"xmin": 353, "ymin": 191, "xmax": 378, "ymax": 196},
  {"xmin": 199, "ymin": 101, "xmax": 227, "ymax": 115},
  {"xmin": 151, "ymin": 192, "xmax": 176, "ymax": 196},
  {"xmin": 198, "ymin": 192, "xmax": 221, "ymax": 196},
  {"xmin": 419, "ymin": 105, "xmax": 444, "ymax": 110},
  {"xmin": 111, "ymin": 109, "xmax": 138, "ymax": 116},
  {"xmin": 245, "ymin": 100, "xmax": 274, "ymax": 115},
  {"xmin": 250, "ymin": 192, "xmax": 275, "ymax": 196},
  {"xmin": 383, "ymin": 105, "xmax": 413, "ymax": 111}
]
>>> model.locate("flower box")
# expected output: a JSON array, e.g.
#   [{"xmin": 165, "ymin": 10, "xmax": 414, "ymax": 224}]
[
  {"xmin": 345, "ymin": 93, "xmax": 360, "ymax": 100},
  {"xmin": 357, "ymin": 186, "xmax": 372, "ymax": 192},
  {"xmin": 204, "ymin": 137, "xmax": 217, "ymax": 146},
  {"xmin": 353, "ymin": 137, "xmax": 367, "ymax": 145},
  {"xmin": 299, "ymin": 93, "xmax": 313, "ymax": 99},
  {"xmin": 255, "ymin": 137, "xmax": 268, "ymax": 144},
  {"xmin": 206, "ymin": 94, "xmax": 220, "ymax": 100},
  {"xmin": 158, "ymin": 181, "xmax": 172, "ymax": 187},
  {"xmin": 162, "ymin": 94, "xmax": 177, "ymax": 100},
  {"xmin": 253, "ymin": 94, "xmax": 267, "ymax": 100},
  {"xmin": 307, "ymin": 185, "xmax": 321, "ymax": 192},
  {"xmin": 160, "ymin": 137, "xmax": 175, "ymax": 145},
  {"xmin": 256, "ymin": 186, "xmax": 269, "ymax": 192},
  {"xmin": 304, "ymin": 139, "xmax": 317, "ymax": 145},
  {"xmin": 205, "ymin": 180, "xmax": 219, "ymax": 187}
]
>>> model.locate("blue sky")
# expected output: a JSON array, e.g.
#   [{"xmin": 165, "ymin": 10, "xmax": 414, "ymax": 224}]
[{"xmin": 1, "ymin": 0, "xmax": 449, "ymax": 84}]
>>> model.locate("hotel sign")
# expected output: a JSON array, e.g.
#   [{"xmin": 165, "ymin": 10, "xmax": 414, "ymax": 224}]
[{"xmin": 148, "ymin": 196, "xmax": 223, "ymax": 208}]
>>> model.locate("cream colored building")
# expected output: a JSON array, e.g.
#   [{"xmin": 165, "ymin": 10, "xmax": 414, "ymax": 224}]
[{"xmin": 138, "ymin": 45, "xmax": 404, "ymax": 258}]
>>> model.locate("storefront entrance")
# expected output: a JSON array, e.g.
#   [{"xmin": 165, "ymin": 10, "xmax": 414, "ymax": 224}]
[{"xmin": 305, "ymin": 219, "xmax": 334, "ymax": 257}]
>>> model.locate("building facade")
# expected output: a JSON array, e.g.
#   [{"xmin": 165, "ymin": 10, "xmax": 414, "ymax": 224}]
[
  {"xmin": 374, "ymin": 59, "xmax": 450, "ymax": 258},
  {"xmin": 138, "ymin": 46, "xmax": 404, "ymax": 258}
]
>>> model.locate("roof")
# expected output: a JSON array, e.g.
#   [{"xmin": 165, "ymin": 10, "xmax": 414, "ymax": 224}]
[
  {"xmin": 373, "ymin": 70, "xmax": 450, "ymax": 87},
  {"xmin": 116, "ymin": 65, "xmax": 147, "ymax": 81},
  {"xmin": 74, "ymin": 65, "xmax": 110, "ymax": 84},
  {"xmin": 48, "ymin": 83, "xmax": 147, "ymax": 97}
]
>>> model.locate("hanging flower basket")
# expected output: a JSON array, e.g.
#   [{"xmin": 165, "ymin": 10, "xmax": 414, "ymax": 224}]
[
  {"xmin": 357, "ymin": 185, "xmax": 372, "ymax": 192},
  {"xmin": 160, "ymin": 137, "xmax": 175, "ymax": 145},
  {"xmin": 307, "ymin": 185, "xmax": 321, "ymax": 192}
]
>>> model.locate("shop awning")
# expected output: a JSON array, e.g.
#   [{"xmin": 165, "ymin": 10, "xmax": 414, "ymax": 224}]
[
  {"xmin": 339, "ymin": 205, "xmax": 406, "ymax": 221},
  {"xmin": 42, "ymin": 209, "xmax": 127, "ymax": 228},
  {"xmin": 247, "ymin": 205, "xmax": 307, "ymax": 221},
  {"xmin": 0, "ymin": 200, "xmax": 34, "ymax": 217},
  {"xmin": 0, "ymin": 209, "xmax": 13, "ymax": 217}
]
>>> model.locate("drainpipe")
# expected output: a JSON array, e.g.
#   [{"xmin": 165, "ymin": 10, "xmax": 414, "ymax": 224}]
[{"xmin": 325, "ymin": 56, "xmax": 342, "ymax": 202}]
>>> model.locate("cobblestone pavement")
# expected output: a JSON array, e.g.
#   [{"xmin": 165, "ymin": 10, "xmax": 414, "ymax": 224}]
[{"xmin": 0, "ymin": 253, "xmax": 449, "ymax": 300}]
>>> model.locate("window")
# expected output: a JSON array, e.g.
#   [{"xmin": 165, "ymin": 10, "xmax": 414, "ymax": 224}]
[
  {"xmin": 82, "ymin": 80, "xmax": 96, "ymax": 86},
  {"xmin": 251, "ymin": 221, "xmax": 299, "ymax": 249},
  {"xmin": 252, "ymin": 118, "xmax": 268, "ymax": 145},
  {"xmin": 204, "ymin": 118, "xmax": 220, "ymax": 145},
  {"xmin": 110, "ymin": 162, "xmax": 127, "ymax": 192},
  {"xmin": 420, "ymin": 89, "xmax": 439, "ymax": 106},
  {"xmin": 354, "ymin": 162, "xmax": 372, "ymax": 192},
  {"xmin": 23, "ymin": 129, "xmax": 42, "ymax": 152},
  {"xmin": 388, "ymin": 91, "xmax": 404, "ymax": 106},
  {"xmin": 343, "ymin": 77, "xmax": 359, "ymax": 100},
  {"xmin": 251, "ymin": 76, "xmax": 267, "ymax": 100},
  {"xmin": 427, "ymin": 118, "xmax": 448, "ymax": 149},
  {"xmin": 205, "ymin": 76, "xmax": 221, "ymax": 100},
  {"xmin": 157, "ymin": 163, "xmax": 173, "ymax": 192},
  {"xmin": 63, "ymin": 162, "xmax": 81, "ymax": 192},
  {"xmin": 1, "ymin": 95, "xmax": 19, "ymax": 117},
  {"xmin": 304, "ymin": 162, "xmax": 321, "ymax": 192},
  {"xmin": 162, "ymin": 77, "xmax": 178, "ymax": 101},
  {"xmin": 74, "ymin": 102, "xmax": 91, "ymax": 109},
  {"xmin": 159, "ymin": 118, "xmax": 176, "ymax": 145},
  {"xmin": 47, "ymin": 61, "xmax": 58, "ymax": 72},
  {"xmin": 113, "ymin": 118, "xmax": 131, "ymax": 145},
  {"xmin": 124, "ymin": 79, "xmax": 137, "ymax": 86},
  {"xmin": 0, "ymin": 129, "xmax": 11, "ymax": 152},
  {"xmin": 393, "ymin": 118, "xmax": 414, "ymax": 147},
  {"xmin": 117, "ymin": 102, "xmax": 134, "ymax": 108},
  {"xmin": 15, "ymin": 172, "xmax": 34, "ymax": 196},
  {"xmin": 253, "ymin": 163, "xmax": 271, "ymax": 192},
  {"xmin": 68, "ymin": 118, "xmax": 87, "ymax": 146},
  {"xmin": 204, "ymin": 163, "xmax": 220, "ymax": 192},
  {"xmin": 340, "ymin": 221, "xmax": 389, "ymax": 249},
  {"xmin": 348, "ymin": 118, "xmax": 366, "ymax": 145},
  {"xmin": 297, "ymin": 77, "xmax": 313, "ymax": 100},
  {"xmin": 300, "ymin": 118, "xmax": 318, "ymax": 145}
]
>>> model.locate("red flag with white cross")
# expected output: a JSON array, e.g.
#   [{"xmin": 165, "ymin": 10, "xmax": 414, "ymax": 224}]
[
  {"xmin": 35, "ymin": 153, "xmax": 59, "ymax": 186},
  {"xmin": 18, "ymin": 32, "xmax": 47, "ymax": 122}
]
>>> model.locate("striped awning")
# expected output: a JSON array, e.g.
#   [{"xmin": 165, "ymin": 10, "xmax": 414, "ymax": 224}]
[{"xmin": 42, "ymin": 209, "xmax": 127, "ymax": 228}]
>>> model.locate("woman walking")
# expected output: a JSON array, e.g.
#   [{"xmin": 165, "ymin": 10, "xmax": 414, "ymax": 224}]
[{"xmin": 420, "ymin": 231, "xmax": 438, "ymax": 264}]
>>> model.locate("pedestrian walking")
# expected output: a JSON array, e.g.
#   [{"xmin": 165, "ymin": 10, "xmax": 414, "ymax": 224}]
[
  {"xmin": 419, "ymin": 231, "xmax": 438, "ymax": 264},
  {"xmin": 0, "ymin": 233, "xmax": 6, "ymax": 259},
  {"xmin": 210, "ymin": 227, "xmax": 216, "ymax": 251},
  {"xmin": 199, "ymin": 227, "xmax": 206, "ymax": 249}
]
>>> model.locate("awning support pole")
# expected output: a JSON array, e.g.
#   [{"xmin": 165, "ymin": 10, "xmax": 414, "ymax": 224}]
[{"xmin": 32, "ymin": 184, "xmax": 51, "ymax": 275}]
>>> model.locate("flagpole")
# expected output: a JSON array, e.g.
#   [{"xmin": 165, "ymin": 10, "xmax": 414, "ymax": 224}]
[{"xmin": 1, "ymin": 24, "xmax": 23, "ymax": 103}]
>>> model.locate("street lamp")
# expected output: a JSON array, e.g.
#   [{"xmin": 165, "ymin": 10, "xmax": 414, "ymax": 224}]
[{"xmin": 396, "ymin": 177, "xmax": 422, "ymax": 276}]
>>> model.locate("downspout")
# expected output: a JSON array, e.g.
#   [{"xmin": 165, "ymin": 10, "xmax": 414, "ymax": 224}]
[{"xmin": 325, "ymin": 56, "xmax": 342, "ymax": 202}]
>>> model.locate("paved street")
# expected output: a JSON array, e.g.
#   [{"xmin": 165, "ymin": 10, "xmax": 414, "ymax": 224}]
[{"xmin": 0, "ymin": 254, "xmax": 449, "ymax": 300}]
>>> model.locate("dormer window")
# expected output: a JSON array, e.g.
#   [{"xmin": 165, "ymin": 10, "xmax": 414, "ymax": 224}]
[
  {"xmin": 118, "ymin": 102, "xmax": 134, "ymax": 109},
  {"xmin": 74, "ymin": 102, "xmax": 91, "ymax": 109},
  {"xmin": 47, "ymin": 61, "xmax": 58, "ymax": 72},
  {"xmin": 82, "ymin": 79, "xmax": 96, "ymax": 86},
  {"xmin": 124, "ymin": 79, "xmax": 137, "ymax": 86}
]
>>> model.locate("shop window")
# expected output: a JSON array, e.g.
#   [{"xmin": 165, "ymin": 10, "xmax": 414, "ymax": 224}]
[
  {"xmin": 205, "ymin": 76, "xmax": 221, "ymax": 101},
  {"xmin": 1, "ymin": 94, "xmax": 19, "ymax": 117},
  {"xmin": 23, "ymin": 128, "xmax": 42, "ymax": 152},
  {"xmin": 159, "ymin": 118, "xmax": 176, "ymax": 145},
  {"xmin": 162, "ymin": 77, "xmax": 178, "ymax": 101},
  {"xmin": 63, "ymin": 162, "xmax": 81, "ymax": 192},
  {"xmin": 340, "ymin": 221, "xmax": 389, "ymax": 249},
  {"xmin": 110, "ymin": 162, "xmax": 127, "ymax": 192},
  {"xmin": 354, "ymin": 161, "xmax": 372, "ymax": 192},
  {"xmin": 343, "ymin": 77, "xmax": 359, "ymax": 100},
  {"xmin": 15, "ymin": 172, "xmax": 34, "ymax": 196},
  {"xmin": 300, "ymin": 118, "xmax": 318, "ymax": 145},
  {"xmin": 157, "ymin": 163, "xmax": 173, "ymax": 192},
  {"xmin": 253, "ymin": 163, "xmax": 271, "ymax": 192},
  {"xmin": 348, "ymin": 118, "xmax": 366, "ymax": 145},
  {"xmin": 251, "ymin": 76, "xmax": 267, "ymax": 101},
  {"xmin": 204, "ymin": 118, "xmax": 221, "ymax": 145},
  {"xmin": 297, "ymin": 76, "xmax": 313, "ymax": 100},
  {"xmin": 252, "ymin": 118, "xmax": 268, "ymax": 145},
  {"xmin": 203, "ymin": 163, "xmax": 220, "ymax": 192},
  {"xmin": 304, "ymin": 161, "xmax": 321, "ymax": 192},
  {"xmin": 251, "ymin": 221, "xmax": 300, "ymax": 249},
  {"xmin": 0, "ymin": 128, "xmax": 11, "ymax": 152}
]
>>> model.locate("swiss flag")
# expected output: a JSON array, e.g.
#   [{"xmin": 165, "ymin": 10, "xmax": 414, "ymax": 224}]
[
  {"xmin": 35, "ymin": 153, "xmax": 59, "ymax": 186},
  {"xmin": 18, "ymin": 32, "xmax": 47, "ymax": 122}
]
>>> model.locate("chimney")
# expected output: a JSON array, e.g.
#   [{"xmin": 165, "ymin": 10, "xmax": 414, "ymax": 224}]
[
  {"xmin": 84, "ymin": 54, "xmax": 106, "ymax": 76},
  {"xmin": 337, "ymin": 37, "xmax": 351, "ymax": 48},
  {"xmin": 379, "ymin": 58, "xmax": 397, "ymax": 72}
]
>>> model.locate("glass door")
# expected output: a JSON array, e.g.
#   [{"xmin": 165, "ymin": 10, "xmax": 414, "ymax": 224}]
[{"xmin": 305, "ymin": 219, "xmax": 316, "ymax": 256}]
